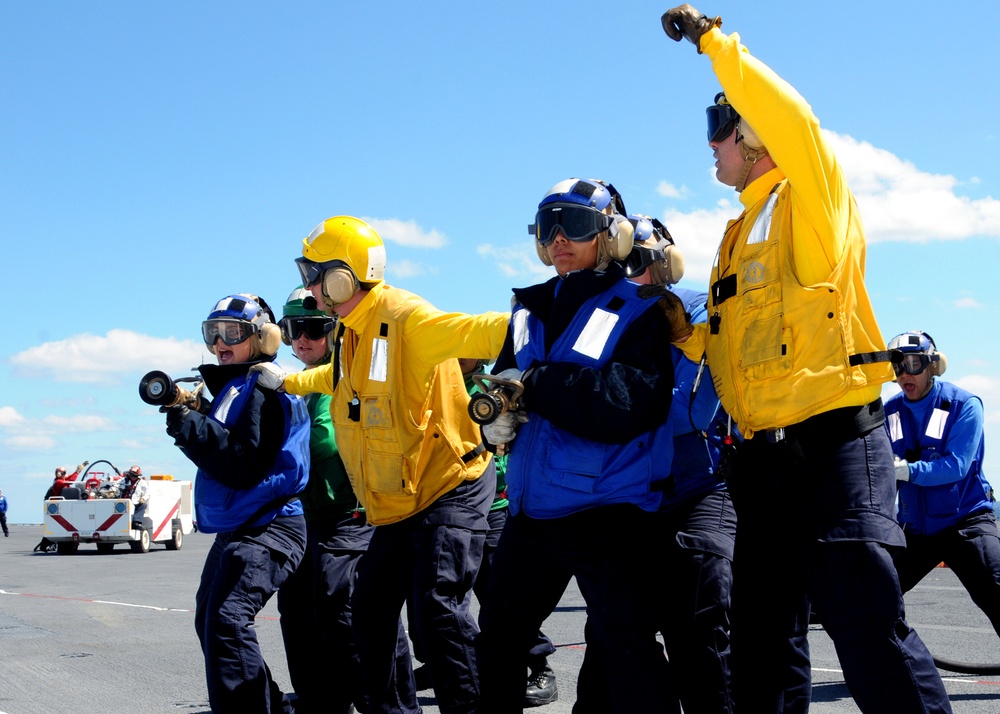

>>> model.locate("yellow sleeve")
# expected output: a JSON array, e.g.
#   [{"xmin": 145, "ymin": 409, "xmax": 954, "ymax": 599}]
[
  {"xmin": 283, "ymin": 362, "xmax": 335, "ymax": 397},
  {"xmin": 673, "ymin": 322, "xmax": 707, "ymax": 363},
  {"xmin": 702, "ymin": 27, "xmax": 852, "ymax": 280},
  {"xmin": 402, "ymin": 306, "xmax": 511, "ymax": 367}
]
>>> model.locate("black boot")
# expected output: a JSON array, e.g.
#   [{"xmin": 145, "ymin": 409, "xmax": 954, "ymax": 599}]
[{"xmin": 524, "ymin": 664, "xmax": 558, "ymax": 708}]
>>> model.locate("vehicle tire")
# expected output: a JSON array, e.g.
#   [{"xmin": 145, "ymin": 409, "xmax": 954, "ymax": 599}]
[
  {"xmin": 96, "ymin": 543, "xmax": 115, "ymax": 554},
  {"xmin": 56, "ymin": 542, "xmax": 78, "ymax": 555},
  {"xmin": 165, "ymin": 524, "xmax": 183, "ymax": 551},
  {"xmin": 129, "ymin": 529, "xmax": 151, "ymax": 554}
]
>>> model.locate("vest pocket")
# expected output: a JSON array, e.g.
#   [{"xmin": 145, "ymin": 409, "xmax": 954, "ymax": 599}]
[
  {"xmin": 546, "ymin": 429, "xmax": 604, "ymax": 494},
  {"xmin": 366, "ymin": 449, "xmax": 410, "ymax": 494}
]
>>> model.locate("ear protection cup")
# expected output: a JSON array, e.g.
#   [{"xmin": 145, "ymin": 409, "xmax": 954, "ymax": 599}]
[
  {"xmin": 604, "ymin": 215, "xmax": 634, "ymax": 261},
  {"xmin": 932, "ymin": 351, "xmax": 947, "ymax": 377},
  {"xmin": 323, "ymin": 266, "xmax": 361, "ymax": 305},
  {"xmin": 258, "ymin": 323, "xmax": 282, "ymax": 356},
  {"xmin": 646, "ymin": 245, "xmax": 687, "ymax": 286},
  {"xmin": 737, "ymin": 117, "xmax": 765, "ymax": 152}
]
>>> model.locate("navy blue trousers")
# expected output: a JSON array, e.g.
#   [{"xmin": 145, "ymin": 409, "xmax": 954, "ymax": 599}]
[
  {"xmin": 195, "ymin": 514, "xmax": 306, "ymax": 714},
  {"xmin": 727, "ymin": 418, "xmax": 952, "ymax": 714},
  {"xmin": 353, "ymin": 466, "xmax": 495, "ymax": 714},
  {"xmin": 477, "ymin": 504, "xmax": 670, "ymax": 714},
  {"xmin": 278, "ymin": 509, "xmax": 416, "ymax": 714},
  {"xmin": 656, "ymin": 488, "xmax": 736, "ymax": 714},
  {"xmin": 895, "ymin": 510, "xmax": 1000, "ymax": 637}
]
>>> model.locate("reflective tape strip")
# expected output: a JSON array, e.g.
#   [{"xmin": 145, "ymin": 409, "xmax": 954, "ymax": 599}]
[
  {"xmin": 887, "ymin": 412, "xmax": 903, "ymax": 443},
  {"xmin": 512, "ymin": 309, "xmax": 530, "ymax": 355},
  {"xmin": 926, "ymin": 408, "xmax": 949, "ymax": 440},
  {"xmin": 369, "ymin": 338, "xmax": 388, "ymax": 382},
  {"xmin": 747, "ymin": 193, "xmax": 778, "ymax": 245},
  {"xmin": 572, "ymin": 309, "xmax": 619, "ymax": 360},
  {"xmin": 214, "ymin": 386, "xmax": 240, "ymax": 423}
]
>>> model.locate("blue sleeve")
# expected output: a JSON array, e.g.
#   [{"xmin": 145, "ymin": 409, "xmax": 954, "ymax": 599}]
[
  {"xmin": 171, "ymin": 388, "xmax": 286, "ymax": 489},
  {"xmin": 909, "ymin": 397, "xmax": 985, "ymax": 488}
]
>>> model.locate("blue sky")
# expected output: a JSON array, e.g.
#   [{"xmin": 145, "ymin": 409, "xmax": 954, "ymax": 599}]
[{"xmin": 2, "ymin": 2, "xmax": 999, "ymax": 523}]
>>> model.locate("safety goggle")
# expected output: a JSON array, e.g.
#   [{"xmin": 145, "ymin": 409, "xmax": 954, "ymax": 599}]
[
  {"xmin": 530, "ymin": 204, "xmax": 612, "ymax": 246},
  {"xmin": 202, "ymin": 319, "xmax": 256, "ymax": 347},
  {"xmin": 624, "ymin": 243, "xmax": 665, "ymax": 277},
  {"xmin": 706, "ymin": 93, "xmax": 738, "ymax": 143},
  {"xmin": 295, "ymin": 257, "xmax": 351, "ymax": 288},
  {"xmin": 892, "ymin": 353, "xmax": 936, "ymax": 377},
  {"xmin": 280, "ymin": 316, "xmax": 332, "ymax": 342}
]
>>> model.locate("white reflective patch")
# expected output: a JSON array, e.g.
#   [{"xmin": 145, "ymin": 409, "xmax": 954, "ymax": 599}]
[
  {"xmin": 213, "ymin": 296, "xmax": 234, "ymax": 312},
  {"xmin": 365, "ymin": 245, "xmax": 386, "ymax": 280},
  {"xmin": 306, "ymin": 222, "xmax": 325, "ymax": 244},
  {"xmin": 214, "ymin": 386, "xmax": 240, "ymax": 423},
  {"xmin": 512, "ymin": 309, "xmax": 530, "ymax": 355},
  {"xmin": 572, "ymin": 309, "xmax": 619, "ymax": 360},
  {"xmin": 887, "ymin": 412, "xmax": 903, "ymax": 442},
  {"xmin": 747, "ymin": 193, "xmax": 778, "ymax": 245},
  {"xmin": 369, "ymin": 338, "xmax": 388, "ymax": 382},
  {"xmin": 926, "ymin": 408, "xmax": 949, "ymax": 440}
]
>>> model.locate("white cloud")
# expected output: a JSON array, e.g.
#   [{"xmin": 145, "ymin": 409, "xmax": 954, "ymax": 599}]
[
  {"xmin": 651, "ymin": 132, "xmax": 1000, "ymax": 285},
  {"xmin": 2, "ymin": 434, "xmax": 57, "ymax": 450},
  {"xmin": 361, "ymin": 217, "xmax": 447, "ymax": 249},
  {"xmin": 40, "ymin": 414, "xmax": 115, "ymax": 432},
  {"xmin": 953, "ymin": 296, "xmax": 981, "ymax": 309},
  {"xmin": 826, "ymin": 131, "xmax": 1000, "ymax": 244},
  {"xmin": 391, "ymin": 259, "xmax": 430, "ymax": 279},
  {"xmin": 9, "ymin": 330, "xmax": 205, "ymax": 385},
  {"xmin": 478, "ymin": 243, "xmax": 556, "ymax": 280},
  {"xmin": 954, "ymin": 374, "xmax": 1000, "ymax": 425},
  {"xmin": 656, "ymin": 181, "xmax": 688, "ymax": 199},
  {"xmin": 0, "ymin": 406, "xmax": 25, "ymax": 427}
]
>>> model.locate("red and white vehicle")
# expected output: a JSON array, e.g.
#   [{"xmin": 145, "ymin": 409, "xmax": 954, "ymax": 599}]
[{"xmin": 42, "ymin": 460, "xmax": 194, "ymax": 554}]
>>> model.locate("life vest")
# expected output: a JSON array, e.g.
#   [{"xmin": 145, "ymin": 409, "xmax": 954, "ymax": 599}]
[
  {"xmin": 886, "ymin": 382, "xmax": 991, "ymax": 535},
  {"xmin": 195, "ymin": 371, "xmax": 310, "ymax": 533},
  {"xmin": 329, "ymin": 287, "xmax": 490, "ymax": 525},
  {"xmin": 706, "ymin": 180, "xmax": 892, "ymax": 436},
  {"xmin": 505, "ymin": 278, "xmax": 667, "ymax": 518}
]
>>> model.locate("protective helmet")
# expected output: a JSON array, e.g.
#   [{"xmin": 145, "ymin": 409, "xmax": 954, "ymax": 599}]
[
  {"xmin": 280, "ymin": 285, "xmax": 336, "ymax": 349},
  {"xmin": 708, "ymin": 93, "xmax": 767, "ymax": 191},
  {"xmin": 125, "ymin": 466, "xmax": 143, "ymax": 479},
  {"xmin": 55, "ymin": 466, "xmax": 67, "ymax": 479},
  {"xmin": 887, "ymin": 331, "xmax": 947, "ymax": 377},
  {"xmin": 528, "ymin": 178, "xmax": 634, "ymax": 270},
  {"xmin": 296, "ymin": 216, "xmax": 386, "ymax": 310},
  {"xmin": 625, "ymin": 214, "xmax": 686, "ymax": 285},
  {"xmin": 202, "ymin": 294, "xmax": 281, "ymax": 358}
]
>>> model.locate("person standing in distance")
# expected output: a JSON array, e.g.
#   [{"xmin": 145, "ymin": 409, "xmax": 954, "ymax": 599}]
[{"xmin": 660, "ymin": 6, "xmax": 951, "ymax": 712}]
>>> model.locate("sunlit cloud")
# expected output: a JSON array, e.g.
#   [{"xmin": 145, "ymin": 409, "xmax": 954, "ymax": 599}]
[
  {"xmin": 827, "ymin": 132, "xmax": 1000, "ymax": 244},
  {"xmin": 362, "ymin": 217, "xmax": 447, "ymax": 249},
  {"xmin": 651, "ymin": 131, "xmax": 1000, "ymax": 286},
  {"xmin": 656, "ymin": 181, "xmax": 688, "ymax": 199},
  {"xmin": 0, "ymin": 406, "xmax": 25, "ymax": 427},
  {"xmin": 9, "ymin": 330, "xmax": 205, "ymax": 385},
  {"xmin": 953, "ymin": 296, "xmax": 981, "ymax": 309},
  {"xmin": 41, "ymin": 415, "xmax": 115, "ymax": 432},
  {"xmin": 3, "ymin": 434, "xmax": 57, "ymax": 451},
  {"xmin": 478, "ymin": 243, "xmax": 556, "ymax": 280}
]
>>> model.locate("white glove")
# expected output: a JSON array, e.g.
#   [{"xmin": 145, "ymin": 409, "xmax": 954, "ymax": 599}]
[
  {"xmin": 495, "ymin": 367, "xmax": 525, "ymax": 383},
  {"xmin": 482, "ymin": 410, "xmax": 529, "ymax": 447},
  {"xmin": 894, "ymin": 457, "xmax": 910, "ymax": 482},
  {"xmin": 250, "ymin": 362, "xmax": 287, "ymax": 391}
]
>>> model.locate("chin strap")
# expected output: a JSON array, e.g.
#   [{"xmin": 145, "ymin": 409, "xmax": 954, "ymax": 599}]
[{"xmin": 735, "ymin": 146, "xmax": 768, "ymax": 192}]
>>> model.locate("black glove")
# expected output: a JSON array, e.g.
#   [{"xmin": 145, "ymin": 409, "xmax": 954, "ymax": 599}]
[
  {"xmin": 638, "ymin": 284, "xmax": 694, "ymax": 342},
  {"xmin": 661, "ymin": 4, "xmax": 721, "ymax": 53},
  {"xmin": 160, "ymin": 404, "xmax": 191, "ymax": 439}
]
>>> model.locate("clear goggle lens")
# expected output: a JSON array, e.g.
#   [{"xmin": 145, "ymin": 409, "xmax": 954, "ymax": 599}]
[
  {"xmin": 892, "ymin": 353, "xmax": 933, "ymax": 376},
  {"xmin": 202, "ymin": 319, "xmax": 256, "ymax": 347}
]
